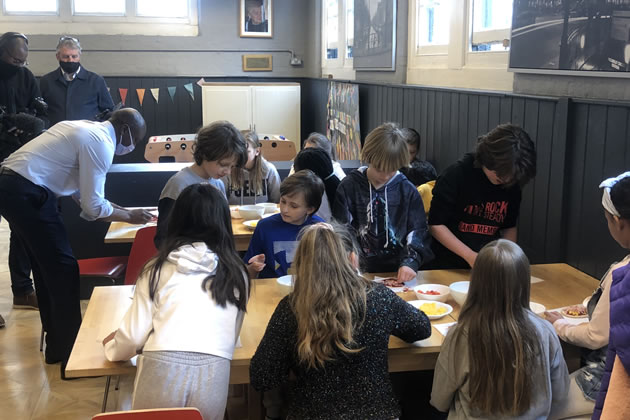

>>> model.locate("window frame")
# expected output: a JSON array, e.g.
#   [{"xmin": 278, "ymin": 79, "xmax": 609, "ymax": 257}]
[
  {"xmin": 407, "ymin": 0, "xmax": 514, "ymax": 91},
  {"xmin": 0, "ymin": 0, "xmax": 198, "ymax": 37},
  {"xmin": 322, "ymin": 0, "xmax": 355, "ymax": 80}
]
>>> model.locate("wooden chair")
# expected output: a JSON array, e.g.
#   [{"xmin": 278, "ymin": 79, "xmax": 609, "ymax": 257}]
[{"xmin": 92, "ymin": 407, "xmax": 203, "ymax": 420}]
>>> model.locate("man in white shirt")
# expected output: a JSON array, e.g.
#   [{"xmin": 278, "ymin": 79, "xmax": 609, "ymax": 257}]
[{"xmin": 0, "ymin": 108, "xmax": 152, "ymax": 375}]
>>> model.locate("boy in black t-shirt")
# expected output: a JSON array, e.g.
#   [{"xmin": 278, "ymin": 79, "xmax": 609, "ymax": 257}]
[{"xmin": 427, "ymin": 124, "xmax": 537, "ymax": 269}]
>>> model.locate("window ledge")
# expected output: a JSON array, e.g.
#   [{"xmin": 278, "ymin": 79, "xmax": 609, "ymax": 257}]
[{"xmin": 1, "ymin": 21, "xmax": 198, "ymax": 37}]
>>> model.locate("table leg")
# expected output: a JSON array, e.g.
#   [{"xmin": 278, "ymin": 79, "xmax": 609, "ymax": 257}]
[{"xmin": 102, "ymin": 375, "xmax": 111, "ymax": 413}]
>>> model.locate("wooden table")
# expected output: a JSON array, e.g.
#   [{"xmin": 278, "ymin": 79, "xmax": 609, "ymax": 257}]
[
  {"xmin": 65, "ymin": 264, "xmax": 598, "ymax": 411},
  {"xmin": 104, "ymin": 217, "xmax": 255, "ymax": 251}
]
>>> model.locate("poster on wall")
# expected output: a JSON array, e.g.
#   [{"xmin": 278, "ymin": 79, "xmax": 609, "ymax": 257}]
[
  {"xmin": 510, "ymin": 0, "xmax": 630, "ymax": 75},
  {"xmin": 327, "ymin": 82, "xmax": 361, "ymax": 161},
  {"xmin": 353, "ymin": 0, "xmax": 397, "ymax": 70}
]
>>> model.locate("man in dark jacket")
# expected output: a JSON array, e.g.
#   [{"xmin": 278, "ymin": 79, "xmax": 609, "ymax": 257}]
[
  {"xmin": 40, "ymin": 36, "xmax": 114, "ymax": 126},
  {"xmin": 0, "ymin": 32, "xmax": 46, "ymax": 328}
]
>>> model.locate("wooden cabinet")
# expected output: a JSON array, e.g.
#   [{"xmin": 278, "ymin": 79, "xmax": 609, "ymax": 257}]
[{"xmin": 202, "ymin": 83, "xmax": 301, "ymax": 151}]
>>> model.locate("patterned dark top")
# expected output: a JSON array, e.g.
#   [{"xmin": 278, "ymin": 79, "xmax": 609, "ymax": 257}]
[{"xmin": 250, "ymin": 284, "xmax": 432, "ymax": 419}]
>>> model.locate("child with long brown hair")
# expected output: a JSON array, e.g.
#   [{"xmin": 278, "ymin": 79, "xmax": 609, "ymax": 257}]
[
  {"xmin": 223, "ymin": 130, "xmax": 280, "ymax": 205},
  {"xmin": 250, "ymin": 223, "xmax": 431, "ymax": 419},
  {"xmin": 431, "ymin": 239, "xmax": 569, "ymax": 419}
]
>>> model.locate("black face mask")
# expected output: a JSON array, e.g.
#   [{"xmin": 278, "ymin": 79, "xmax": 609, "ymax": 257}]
[
  {"xmin": 0, "ymin": 60, "xmax": 20, "ymax": 79},
  {"xmin": 59, "ymin": 61, "xmax": 80, "ymax": 74}
]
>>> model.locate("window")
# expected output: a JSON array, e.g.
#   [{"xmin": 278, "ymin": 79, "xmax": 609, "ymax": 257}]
[
  {"xmin": 417, "ymin": 0, "xmax": 452, "ymax": 50},
  {"xmin": 73, "ymin": 0, "xmax": 125, "ymax": 15},
  {"xmin": 326, "ymin": 0, "xmax": 339, "ymax": 59},
  {"xmin": 322, "ymin": 0, "xmax": 354, "ymax": 79},
  {"xmin": 471, "ymin": 0, "xmax": 513, "ymax": 51},
  {"xmin": 0, "ymin": 0, "xmax": 197, "ymax": 36},
  {"xmin": 4, "ymin": 0, "xmax": 56, "ymax": 14}
]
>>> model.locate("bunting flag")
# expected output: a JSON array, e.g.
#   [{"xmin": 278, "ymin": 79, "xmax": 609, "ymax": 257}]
[
  {"xmin": 196, "ymin": 77, "xmax": 206, "ymax": 87},
  {"xmin": 119, "ymin": 88, "xmax": 128, "ymax": 105},
  {"xmin": 150, "ymin": 88, "xmax": 160, "ymax": 103},
  {"xmin": 107, "ymin": 87, "xmax": 110, "ymax": 93},
  {"xmin": 184, "ymin": 83, "xmax": 194, "ymax": 101},
  {"xmin": 167, "ymin": 86, "xmax": 177, "ymax": 102},
  {"xmin": 136, "ymin": 88, "xmax": 146, "ymax": 106}
]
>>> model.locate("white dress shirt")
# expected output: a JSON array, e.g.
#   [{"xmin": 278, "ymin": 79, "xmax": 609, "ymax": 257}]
[{"xmin": 3, "ymin": 120, "xmax": 116, "ymax": 221}]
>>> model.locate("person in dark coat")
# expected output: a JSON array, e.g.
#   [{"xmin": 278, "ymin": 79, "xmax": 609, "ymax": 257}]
[{"xmin": 40, "ymin": 36, "xmax": 114, "ymax": 126}]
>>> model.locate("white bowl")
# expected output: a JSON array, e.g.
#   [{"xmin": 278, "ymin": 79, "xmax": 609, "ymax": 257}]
[
  {"xmin": 258, "ymin": 202, "xmax": 278, "ymax": 214},
  {"xmin": 230, "ymin": 206, "xmax": 241, "ymax": 219},
  {"xmin": 277, "ymin": 275, "xmax": 293, "ymax": 287},
  {"xmin": 449, "ymin": 281, "xmax": 470, "ymax": 307},
  {"xmin": 238, "ymin": 205, "xmax": 265, "ymax": 220},
  {"xmin": 407, "ymin": 300, "xmax": 453, "ymax": 320},
  {"xmin": 413, "ymin": 284, "xmax": 450, "ymax": 302},
  {"xmin": 529, "ymin": 301, "xmax": 546, "ymax": 316}
]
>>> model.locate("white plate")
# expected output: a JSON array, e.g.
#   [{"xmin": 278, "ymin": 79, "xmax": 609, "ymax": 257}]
[
  {"xmin": 407, "ymin": 300, "xmax": 453, "ymax": 320},
  {"xmin": 277, "ymin": 275, "xmax": 293, "ymax": 287},
  {"xmin": 529, "ymin": 301, "xmax": 546, "ymax": 316},
  {"xmin": 243, "ymin": 220, "xmax": 259, "ymax": 230},
  {"xmin": 373, "ymin": 275, "xmax": 418, "ymax": 292}
]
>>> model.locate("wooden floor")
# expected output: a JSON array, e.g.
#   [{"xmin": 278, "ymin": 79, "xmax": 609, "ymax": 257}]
[{"xmin": 0, "ymin": 223, "xmax": 246, "ymax": 419}]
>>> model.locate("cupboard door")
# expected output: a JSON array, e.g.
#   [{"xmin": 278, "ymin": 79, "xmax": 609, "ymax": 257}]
[
  {"xmin": 202, "ymin": 86, "xmax": 253, "ymax": 130},
  {"xmin": 252, "ymin": 85, "xmax": 301, "ymax": 150}
]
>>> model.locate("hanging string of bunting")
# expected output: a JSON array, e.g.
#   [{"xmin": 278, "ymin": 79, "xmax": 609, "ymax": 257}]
[{"xmin": 109, "ymin": 82, "xmax": 201, "ymax": 106}]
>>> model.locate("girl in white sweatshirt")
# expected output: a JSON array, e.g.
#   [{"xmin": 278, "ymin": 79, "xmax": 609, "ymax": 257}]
[{"xmin": 103, "ymin": 184, "xmax": 250, "ymax": 420}]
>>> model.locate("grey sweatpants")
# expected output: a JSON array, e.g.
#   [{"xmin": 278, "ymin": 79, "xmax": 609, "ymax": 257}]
[{"xmin": 132, "ymin": 351, "xmax": 231, "ymax": 420}]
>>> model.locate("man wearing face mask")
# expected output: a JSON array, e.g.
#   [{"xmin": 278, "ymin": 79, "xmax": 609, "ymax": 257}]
[
  {"xmin": 0, "ymin": 32, "xmax": 47, "ymax": 329},
  {"xmin": 0, "ymin": 108, "xmax": 152, "ymax": 376},
  {"xmin": 40, "ymin": 36, "xmax": 114, "ymax": 126}
]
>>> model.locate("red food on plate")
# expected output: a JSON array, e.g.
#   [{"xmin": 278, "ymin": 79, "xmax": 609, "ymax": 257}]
[
  {"xmin": 561, "ymin": 305, "xmax": 588, "ymax": 318},
  {"xmin": 420, "ymin": 290, "xmax": 441, "ymax": 295},
  {"xmin": 382, "ymin": 278, "xmax": 405, "ymax": 288}
]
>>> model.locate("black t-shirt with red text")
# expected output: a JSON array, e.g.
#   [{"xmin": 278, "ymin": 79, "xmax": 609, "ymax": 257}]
[{"xmin": 427, "ymin": 153, "xmax": 521, "ymax": 268}]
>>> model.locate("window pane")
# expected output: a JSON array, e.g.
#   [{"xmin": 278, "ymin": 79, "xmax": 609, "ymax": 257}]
[
  {"xmin": 346, "ymin": 0, "xmax": 354, "ymax": 58},
  {"xmin": 5, "ymin": 0, "xmax": 56, "ymax": 13},
  {"xmin": 326, "ymin": 0, "xmax": 339, "ymax": 59},
  {"xmin": 473, "ymin": 0, "xmax": 512, "ymax": 32},
  {"xmin": 417, "ymin": 0, "xmax": 451, "ymax": 47},
  {"xmin": 73, "ymin": 0, "xmax": 125, "ymax": 15},
  {"xmin": 137, "ymin": 0, "xmax": 188, "ymax": 18},
  {"xmin": 471, "ymin": 0, "xmax": 512, "ymax": 51}
]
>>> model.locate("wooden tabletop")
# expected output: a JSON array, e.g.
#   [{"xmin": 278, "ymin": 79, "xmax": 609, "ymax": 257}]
[
  {"xmin": 65, "ymin": 264, "xmax": 599, "ymax": 382},
  {"xmin": 104, "ymin": 214, "xmax": 256, "ymax": 252}
]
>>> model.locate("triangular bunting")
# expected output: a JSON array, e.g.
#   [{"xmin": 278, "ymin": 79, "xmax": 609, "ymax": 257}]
[
  {"xmin": 118, "ymin": 88, "xmax": 128, "ymax": 105},
  {"xmin": 167, "ymin": 86, "xmax": 176, "ymax": 102},
  {"xmin": 107, "ymin": 87, "xmax": 110, "ymax": 92},
  {"xmin": 136, "ymin": 88, "xmax": 146, "ymax": 106},
  {"xmin": 150, "ymin": 88, "xmax": 160, "ymax": 104},
  {"xmin": 196, "ymin": 77, "xmax": 206, "ymax": 87},
  {"xmin": 184, "ymin": 83, "xmax": 194, "ymax": 101}
]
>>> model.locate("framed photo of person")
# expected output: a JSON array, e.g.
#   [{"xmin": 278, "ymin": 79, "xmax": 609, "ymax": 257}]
[{"xmin": 240, "ymin": 0, "xmax": 272, "ymax": 38}]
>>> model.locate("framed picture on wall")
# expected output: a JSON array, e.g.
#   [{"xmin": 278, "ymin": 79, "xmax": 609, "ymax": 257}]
[
  {"xmin": 353, "ymin": 0, "xmax": 396, "ymax": 71},
  {"xmin": 240, "ymin": 0, "xmax": 273, "ymax": 38}
]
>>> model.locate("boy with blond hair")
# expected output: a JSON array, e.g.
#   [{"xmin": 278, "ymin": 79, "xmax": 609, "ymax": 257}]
[{"xmin": 332, "ymin": 122, "xmax": 433, "ymax": 282}]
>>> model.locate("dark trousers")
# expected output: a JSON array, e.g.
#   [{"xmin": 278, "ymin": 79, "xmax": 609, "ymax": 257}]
[
  {"xmin": 8, "ymin": 225, "xmax": 34, "ymax": 296},
  {"xmin": 0, "ymin": 172, "xmax": 81, "ymax": 362}
]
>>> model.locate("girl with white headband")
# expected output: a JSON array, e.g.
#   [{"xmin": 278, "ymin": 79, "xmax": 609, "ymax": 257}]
[{"xmin": 546, "ymin": 171, "xmax": 630, "ymax": 419}]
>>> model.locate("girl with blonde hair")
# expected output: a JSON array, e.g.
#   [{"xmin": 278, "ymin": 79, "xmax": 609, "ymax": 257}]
[
  {"xmin": 223, "ymin": 130, "xmax": 281, "ymax": 205},
  {"xmin": 431, "ymin": 239, "xmax": 569, "ymax": 418},
  {"xmin": 250, "ymin": 223, "xmax": 431, "ymax": 419}
]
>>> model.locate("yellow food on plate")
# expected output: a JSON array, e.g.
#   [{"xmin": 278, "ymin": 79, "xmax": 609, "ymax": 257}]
[{"xmin": 419, "ymin": 303, "xmax": 447, "ymax": 316}]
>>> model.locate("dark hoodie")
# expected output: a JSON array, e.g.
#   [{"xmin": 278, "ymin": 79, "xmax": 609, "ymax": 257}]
[{"xmin": 332, "ymin": 166, "xmax": 433, "ymax": 272}]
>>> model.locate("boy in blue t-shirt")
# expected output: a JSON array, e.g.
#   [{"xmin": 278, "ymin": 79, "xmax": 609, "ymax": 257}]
[{"xmin": 245, "ymin": 170, "xmax": 325, "ymax": 278}]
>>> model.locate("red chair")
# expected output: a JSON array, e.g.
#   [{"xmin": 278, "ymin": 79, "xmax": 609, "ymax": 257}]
[
  {"xmin": 92, "ymin": 407, "xmax": 203, "ymax": 420},
  {"xmin": 124, "ymin": 226, "xmax": 158, "ymax": 285}
]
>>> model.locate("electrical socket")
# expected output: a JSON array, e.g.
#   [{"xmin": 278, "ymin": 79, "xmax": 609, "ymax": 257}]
[{"xmin": 290, "ymin": 57, "xmax": 303, "ymax": 66}]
